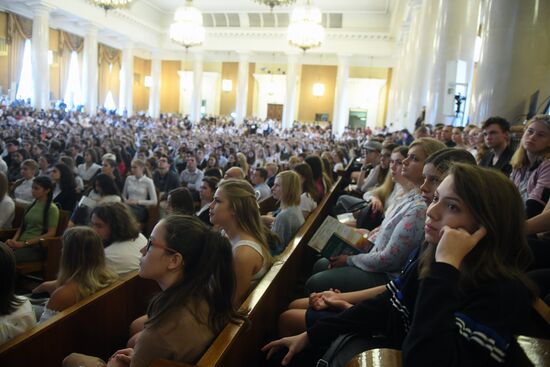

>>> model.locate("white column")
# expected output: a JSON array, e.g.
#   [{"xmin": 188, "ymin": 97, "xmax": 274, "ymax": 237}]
[
  {"xmin": 426, "ymin": 0, "xmax": 480, "ymax": 125},
  {"xmin": 82, "ymin": 25, "xmax": 98, "ymax": 115},
  {"xmin": 119, "ymin": 44, "xmax": 134, "ymax": 116},
  {"xmin": 396, "ymin": 0, "xmax": 422, "ymax": 130},
  {"xmin": 148, "ymin": 53, "xmax": 161, "ymax": 118},
  {"xmin": 332, "ymin": 55, "xmax": 351, "ymax": 137},
  {"xmin": 190, "ymin": 52, "xmax": 203, "ymax": 123},
  {"xmin": 282, "ymin": 53, "xmax": 300, "ymax": 130},
  {"xmin": 235, "ymin": 53, "xmax": 250, "ymax": 125},
  {"xmin": 31, "ymin": 5, "xmax": 51, "ymax": 110},
  {"xmin": 471, "ymin": 0, "xmax": 550, "ymax": 124},
  {"xmin": 406, "ymin": 0, "xmax": 440, "ymax": 128}
]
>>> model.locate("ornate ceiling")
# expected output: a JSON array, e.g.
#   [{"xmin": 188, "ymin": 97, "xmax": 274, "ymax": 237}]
[{"xmin": 0, "ymin": 0, "xmax": 410, "ymax": 66}]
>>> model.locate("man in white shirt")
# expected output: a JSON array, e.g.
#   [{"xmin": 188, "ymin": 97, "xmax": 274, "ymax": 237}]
[
  {"xmin": 252, "ymin": 167, "xmax": 271, "ymax": 201},
  {"xmin": 180, "ymin": 155, "xmax": 204, "ymax": 197}
]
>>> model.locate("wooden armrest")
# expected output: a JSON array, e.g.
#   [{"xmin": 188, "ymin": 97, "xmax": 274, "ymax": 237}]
[
  {"xmin": 516, "ymin": 335, "xmax": 550, "ymax": 366},
  {"xmin": 534, "ymin": 298, "xmax": 550, "ymax": 326},
  {"xmin": 38, "ymin": 237, "xmax": 63, "ymax": 280},
  {"xmin": 345, "ymin": 348, "xmax": 402, "ymax": 367},
  {"xmin": 149, "ymin": 359, "xmax": 195, "ymax": 367}
]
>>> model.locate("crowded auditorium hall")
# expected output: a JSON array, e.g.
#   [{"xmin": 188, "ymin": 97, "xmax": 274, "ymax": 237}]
[{"xmin": 0, "ymin": 0, "xmax": 549, "ymax": 366}]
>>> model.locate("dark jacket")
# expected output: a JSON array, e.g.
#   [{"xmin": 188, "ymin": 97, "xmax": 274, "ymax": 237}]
[
  {"xmin": 307, "ymin": 259, "xmax": 533, "ymax": 366},
  {"xmin": 479, "ymin": 145, "xmax": 514, "ymax": 176},
  {"xmin": 54, "ymin": 189, "xmax": 79, "ymax": 211}
]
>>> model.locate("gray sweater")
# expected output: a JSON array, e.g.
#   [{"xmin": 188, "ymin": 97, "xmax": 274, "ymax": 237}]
[{"xmin": 272, "ymin": 205, "xmax": 304, "ymax": 255}]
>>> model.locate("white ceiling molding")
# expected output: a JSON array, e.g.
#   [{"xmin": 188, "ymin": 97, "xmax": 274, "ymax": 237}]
[{"xmin": 0, "ymin": 0, "xmax": 403, "ymax": 67}]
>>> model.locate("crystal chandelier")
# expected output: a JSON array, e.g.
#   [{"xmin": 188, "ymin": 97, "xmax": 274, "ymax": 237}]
[
  {"xmin": 89, "ymin": 0, "xmax": 133, "ymax": 11},
  {"xmin": 253, "ymin": 0, "xmax": 296, "ymax": 11},
  {"xmin": 169, "ymin": 0, "xmax": 205, "ymax": 49},
  {"xmin": 287, "ymin": 0, "xmax": 325, "ymax": 52}
]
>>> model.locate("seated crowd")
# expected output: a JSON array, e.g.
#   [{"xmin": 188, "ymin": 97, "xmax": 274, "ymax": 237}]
[{"xmin": 0, "ymin": 101, "xmax": 549, "ymax": 366}]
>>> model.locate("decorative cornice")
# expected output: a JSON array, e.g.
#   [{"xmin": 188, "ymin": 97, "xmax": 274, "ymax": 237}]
[{"xmin": 205, "ymin": 28, "xmax": 393, "ymax": 42}]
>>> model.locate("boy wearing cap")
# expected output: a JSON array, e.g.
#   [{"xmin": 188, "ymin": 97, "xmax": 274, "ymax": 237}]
[{"xmin": 356, "ymin": 140, "xmax": 383, "ymax": 192}]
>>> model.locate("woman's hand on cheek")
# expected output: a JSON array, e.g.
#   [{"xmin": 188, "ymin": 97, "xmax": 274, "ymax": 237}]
[{"xmin": 435, "ymin": 225, "xmax": 487, "ymax": 269}]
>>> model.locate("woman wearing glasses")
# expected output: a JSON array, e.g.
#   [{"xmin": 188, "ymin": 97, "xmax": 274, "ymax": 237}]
[{"xmin": 64, "ymin": 215, "xmax": 244, "ymax": 367}]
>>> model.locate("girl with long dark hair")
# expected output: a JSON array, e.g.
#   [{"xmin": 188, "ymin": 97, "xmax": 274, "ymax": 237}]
[{"xmin": 6, "ymin": 176, "xmax": 59, "ymax": 263}]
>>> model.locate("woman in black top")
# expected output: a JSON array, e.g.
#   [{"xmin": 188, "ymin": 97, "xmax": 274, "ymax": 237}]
[
  {"xmin": 51, "ymin": 163, "xmax": 79, "ymax": 211},
  {"xmin": 263, "ymin": 164, "xmax": 536, "ymax": 367}
]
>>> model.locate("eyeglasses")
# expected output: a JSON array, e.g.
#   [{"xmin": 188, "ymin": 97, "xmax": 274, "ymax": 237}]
[{"xmin": 146, "ymin": 238, "xmax": 178, "ymax": 254}]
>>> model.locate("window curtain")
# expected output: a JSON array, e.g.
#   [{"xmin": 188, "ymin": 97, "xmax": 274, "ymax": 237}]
[
  {"xmin": 98, "ymin": 44, "xmax": 121, "ymax": 108},
  {"xmin": 59, "ymin": 31, "xmax": 83, "ymax": 102},
  {"xmin": 7, "ymin": 13, "xmax": 32, "ymax": 100}
]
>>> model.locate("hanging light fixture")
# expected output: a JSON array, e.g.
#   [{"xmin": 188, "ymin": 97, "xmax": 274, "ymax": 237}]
[
  {"xmin": 287, "ymin": 0, "xmax": 325, "ymax": 52},
  {"xmin": 253, "ymin": 0, "xmax": 296, "ymax": 12},
  {"xmin": 89, "ymin": 0, "xmax": 133, "ymax": 12},
  {"xmin": 169, "ymin": 0, "xmax": 205, "ymax": 49}
]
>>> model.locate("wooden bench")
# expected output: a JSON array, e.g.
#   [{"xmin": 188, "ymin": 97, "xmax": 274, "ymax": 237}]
[
  {"xmin": 150, "ymin": 176, "xmax": 347, "ymax": 367},
  {"xmin": 0, "ymin": 272, "xmax": 160, "ymax": 367},
  {"xmin": 16, "ymin": 210, "xmax": 71, "ymax": 280}
]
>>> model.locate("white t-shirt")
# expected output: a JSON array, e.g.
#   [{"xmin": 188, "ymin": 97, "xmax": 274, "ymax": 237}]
[
  {"xmin": 300, "ymin": 192, "xmax": 317, "ymax": 214},
  {"xmin": 14, "ymin": 178, "xmax": 34, "ymax": 204},
  {"xmin": 76, "ymin": 163, "xmax": 101, "ymax": 181},
  {"xmin": 0, "ymin": 297, "xmax": 37, "ymax": 344},
  {"xmin": 104, "ymin": 233, "xmax": 147, "ymax": 274}
]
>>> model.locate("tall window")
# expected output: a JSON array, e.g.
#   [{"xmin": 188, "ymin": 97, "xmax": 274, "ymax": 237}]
[
  {"xmin": 16, "ymin": 39, "xmax": 33, "ymax": 101},
  {"xmin": 64, "ymin": 51, "xmax": 82, "ymax": 108},
  {"xmin": 104, "ymin": 63, "xmax": 116, "ymax": 111},
  {"xmin": 104, "ymin": 90, "xmax": 116, "ymax": 111}
]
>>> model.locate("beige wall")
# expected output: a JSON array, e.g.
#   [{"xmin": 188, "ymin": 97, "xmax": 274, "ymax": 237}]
[
  {"xmin": 160, "ymin": 60, "xmax": 180, "ymax": 114},
  {"xmin": 349, "ymin": 66, "xmax": 388, "ymax": 79},
  {"xmin": 219, "ymin": 62, "xmax": 237, "ymax": 116},
  {"xmin": 246, "ymin": 62, "xmax": 255, "ymax": 117},
  {"xmin": 298, "ymin": 64, "xmax": 337, "ymax": 122},
  {"xmin": 133, "ymin": 56, "xmax": 150, "ymax": 113}
]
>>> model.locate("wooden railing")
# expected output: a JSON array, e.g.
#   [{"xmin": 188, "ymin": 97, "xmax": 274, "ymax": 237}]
[{"xmin": 0, "ymin": 272, "xmax": 159, "ymax": 367}]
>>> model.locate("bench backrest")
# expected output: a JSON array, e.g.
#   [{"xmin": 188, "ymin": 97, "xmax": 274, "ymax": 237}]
[{"xmin": 0, "ymin": 272, "xmax": 159, "ymax": 367}]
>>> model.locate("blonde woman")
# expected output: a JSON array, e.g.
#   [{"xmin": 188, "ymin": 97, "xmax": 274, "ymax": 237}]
[
  {"xmin": 209, "ymin": 179, "xmax": 275, "ymax": 305},
  {"xmin": 510, "ymin": 114, "xmax": 550, "ymax": 218},
  {"xmin": 32, "ymin": 227, "xmax": 118, "ymax": 322},
  {"xmin": 122, "ymin": 159, "xmax": 158, "ymax": 222},
  {"xmin": 355, "ymin": 146, "xmax": 411, "ymax": 230},
  {"xmin": 236, "ymin": 152, "xmax": 250, "ymax": 180},
  {"xmin": 264, "ymin": 171, "xmax": 305, "ymax": 254}
]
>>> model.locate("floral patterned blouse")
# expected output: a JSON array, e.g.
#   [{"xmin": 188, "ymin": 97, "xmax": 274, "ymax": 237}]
[{"xmin": 347, "ymin": 189, "xmax": 426, "ymax": 278}]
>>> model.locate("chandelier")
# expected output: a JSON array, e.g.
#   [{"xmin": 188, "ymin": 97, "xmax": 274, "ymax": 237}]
[
  {"xmin": 169, "ymin": 0, "xmax": 205, "ymax": 49},
  {"xmin": 253, "ymin": 0, "xmax": 296, "ymax": 12},
  {"xmin": 287, "ymin": 0, "xmax": 325, "ymax": 52},
  {"xmin": 89, "ymin": 0, "xmax": 133, "ymax": 11}
]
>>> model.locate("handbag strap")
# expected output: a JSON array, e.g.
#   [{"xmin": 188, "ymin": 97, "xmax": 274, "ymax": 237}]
[{"xmin": 316, "ymin": 333, "xmax": 358, "ymax": 367}]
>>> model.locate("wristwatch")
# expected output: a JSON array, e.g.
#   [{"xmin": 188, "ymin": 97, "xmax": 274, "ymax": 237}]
[{"xmin": 24, "ymin": 240, "xmax": 30, "ymax": 247}]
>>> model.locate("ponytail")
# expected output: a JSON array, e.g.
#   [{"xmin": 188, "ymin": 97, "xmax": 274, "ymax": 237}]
[
  {"xmin": 201, "ymin": 229, "xmax": 245, "ymax": 331},
  {"xmin": 42, "ymin": 188, "xmax": 54, "ymax": 235},
  {"xmin": 146, "ymin": 215, "xmax": 245, "ymax": 332}
]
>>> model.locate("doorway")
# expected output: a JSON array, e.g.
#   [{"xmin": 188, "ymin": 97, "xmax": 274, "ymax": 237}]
[
  {"xmin": 267, "ymin": 103, "xmax": 283, "ymax": 121},
  {"xmin": 349, "ymin": 110, "xmax": 368, "ymax": 130}
]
